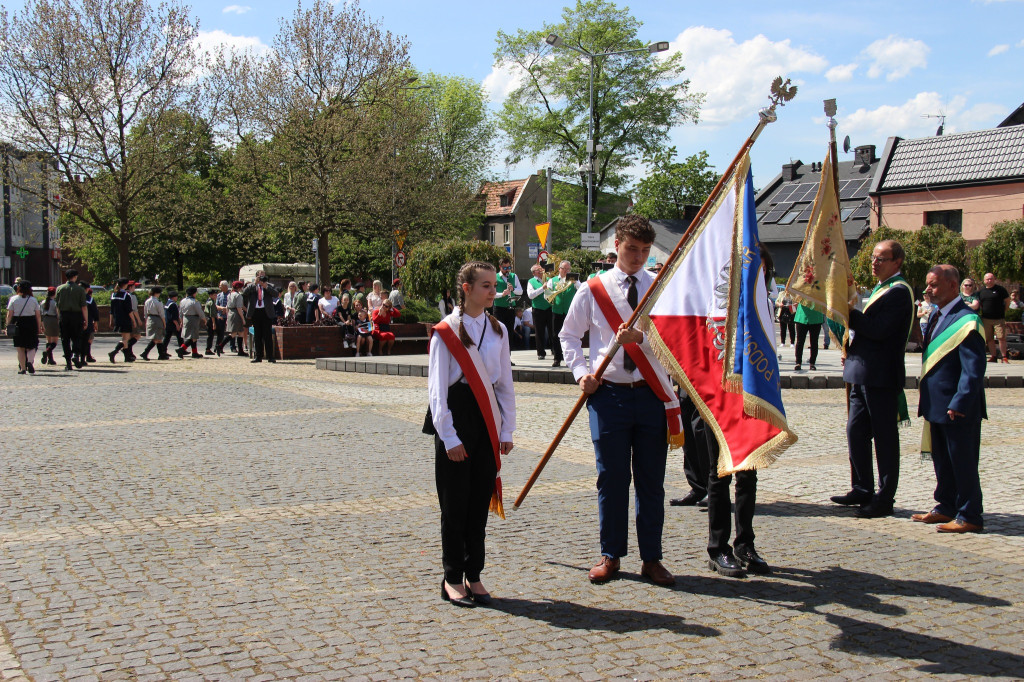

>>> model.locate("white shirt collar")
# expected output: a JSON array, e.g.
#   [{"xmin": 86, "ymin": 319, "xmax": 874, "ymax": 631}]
[
  {"xmin": 612, "ymin": 264, "xmax": 644, "ymax": 283},
  {"xmin": 936, "ymin": 296, "xmax": 959, "ymax": 319}
]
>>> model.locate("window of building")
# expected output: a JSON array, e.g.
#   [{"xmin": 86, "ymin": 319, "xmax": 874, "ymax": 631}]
[
  {"xmin": 488, "ymin": 224, "xmax": 496, "ymax": 244},
  {"xmin": 925, "ymin": 209, "xmax": 962, "ymax": 234},
  {"xmin": 778, "ymin": 209, "xmax": 802, "ymax": 225},
  {"xmin": 503, "ymin": 224, "xmax": 511, "ymax": 245}
]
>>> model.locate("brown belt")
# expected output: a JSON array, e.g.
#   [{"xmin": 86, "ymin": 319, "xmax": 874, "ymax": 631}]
[{"xmin": 602, "ymin": 379, "xmax": 648, "ymax": 389}]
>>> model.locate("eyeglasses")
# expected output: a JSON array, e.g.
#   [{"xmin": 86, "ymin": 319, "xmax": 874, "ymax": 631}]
[{"xmin": 869, "ymin": 256, "xmax": 893, "ymax": 263}]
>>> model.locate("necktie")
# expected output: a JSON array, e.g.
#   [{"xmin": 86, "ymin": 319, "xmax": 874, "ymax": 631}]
[
  {"xmin": 623, "ymin": 275, "xmax": 637, "ymax": 372},
  {"xmin": 923, "ymin": 310, "xmax": 939, "ymax": 348}
]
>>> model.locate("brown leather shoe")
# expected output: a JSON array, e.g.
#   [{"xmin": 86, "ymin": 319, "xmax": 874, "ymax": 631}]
[
  {"xmin": 641, "ymin": 560, "xmax": 675, "ymax": 586},
  {"xmin": 911, "ymin": 511, "xmax": 953, "ymax": 524},
  {"xmin": 936, "ymin": 519, "xmax": 983, "ymax": 534},
  {"xmin": 588, "ymin": 557, "xmax": 620, "ymax": 583}
]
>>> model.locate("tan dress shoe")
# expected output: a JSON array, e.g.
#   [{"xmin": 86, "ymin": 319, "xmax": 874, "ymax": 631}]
[
  {"xmin": 588, "ymin": 557, "xmax": 620, "ymax": 583},
  {"xmin": 911, "ymin": 511, "xmax": 953, "ymax": 524},
  {"xmin": 641, "ymin": 560, "xmax": 675, "ymax": 586},
  {"xmin": 936, "ymin": 519, "xmax": 983, "ymax": 533}
]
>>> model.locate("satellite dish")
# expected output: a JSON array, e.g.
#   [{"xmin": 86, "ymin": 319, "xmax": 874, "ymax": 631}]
[{"xmin": 843, "ymin": 135, "xmax": 851, "ymax": 154}]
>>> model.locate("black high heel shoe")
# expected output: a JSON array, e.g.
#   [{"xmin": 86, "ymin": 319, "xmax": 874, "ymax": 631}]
[
  {"xmin": 441, "ymin": 579, "xmax": 474, "ymax": 608},
  {"xmin": 464, "ymin": 579, "xmax": 493, "ymax": 606}
]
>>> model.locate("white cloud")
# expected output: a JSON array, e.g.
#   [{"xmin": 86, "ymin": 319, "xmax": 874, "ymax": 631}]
[
  {"xmin": 842, "ymin": 92, "xmax": 1006, "ymax": 141},
  {"xmin": 483, "ymin": 63, "xmax": 527, "ymax": 103},
  {"xmin": 222, "ymin": 5, "xmax": 251, "ymax": 14},
  {"xmin": 192, "ymin": 29, "xmax": 270, "ymax": 60},
  {"xmin": 825, "ymin": 63, "xmax": 857, "ymax": 82},
  {"xmin": 1018, "ymin": 39, "xmax": 1024, "ymax": 47},
  {"xmin": 862, "ymin": 35, "xmax": 929, "ymax": 81},
  {"xmin": 666, "ymin": 27, "xmax": 827, "ymax": 126},
  {"xmin": 988, "ymin": 44, "xmax": 1010, "ymax": 56}
]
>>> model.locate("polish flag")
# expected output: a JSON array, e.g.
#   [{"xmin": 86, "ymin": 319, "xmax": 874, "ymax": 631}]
[{"xmin": 645, "ymin": 152, "xmax": 796, "ymax": 475}]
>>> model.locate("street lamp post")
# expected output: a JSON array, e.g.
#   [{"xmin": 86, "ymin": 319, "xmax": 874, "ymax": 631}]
[{"xmin": 545, "ymin": 34, "xmax": 669, "ymax": 233}]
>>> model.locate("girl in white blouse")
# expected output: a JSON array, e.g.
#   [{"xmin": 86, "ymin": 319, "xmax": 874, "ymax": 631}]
[{"xmin": 428, "ymin": 261, "xmax": 515, "ymax": 607}]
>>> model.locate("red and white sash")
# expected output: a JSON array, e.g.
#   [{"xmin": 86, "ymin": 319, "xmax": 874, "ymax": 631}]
[
  {"xmin": 433, "ymin": 318, "xmax": 505, "ymax": 518},
  {"xmin": 589, "ymin": 274, "xmax": 684, "ymax": 447}
]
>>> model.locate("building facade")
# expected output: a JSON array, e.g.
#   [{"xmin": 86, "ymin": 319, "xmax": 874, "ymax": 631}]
[{"xmin": 1, "ymin": 145, "xmax": 61, "ymax": 287}]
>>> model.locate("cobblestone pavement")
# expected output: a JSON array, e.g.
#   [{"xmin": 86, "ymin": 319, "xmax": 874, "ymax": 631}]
[{"xmin": 2, "ymin": 339, "xmax": 1023, "ymax": 680}]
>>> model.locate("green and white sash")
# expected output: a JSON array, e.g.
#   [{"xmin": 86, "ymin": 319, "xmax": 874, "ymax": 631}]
[
  {"xmin": 919, "ymin": 312, "xmax": 984, "ymax": 456},
  {"xmin": 862, "ymin": 274, "xmax": 915, "ymax": 426}
]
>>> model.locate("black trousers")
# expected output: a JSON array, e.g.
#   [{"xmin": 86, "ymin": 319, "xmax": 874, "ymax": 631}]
[
  {"xmin": 706, "ymin": 422, "xmax": 757, "ymax": 557},
  {"xmin": 795, "ymin": 322, "xmax": 820, "ymax": 365},
  {"xmin": 435, "ymin": 383, "xmax": 497, "ymax": 584},
  {"xmin": 251, "ymin": 310, "xmax": 275, "ymax": 360},
  {"xmin": 206, "ymin": 318, "xmax": 225, "ymax": 351},
  {"xmin": 162, "ymin": 326, "xmax": 182, "ymax": 352},
  {"xmin": 680, "ymin": 394, "xmax": 710, "ymax": 498},
  {"xmin": 779, "ymin": 314, "xmax": 795, "ymax": 345},
  {"xmin": 532, "ymin": 307, "xmax": 552, "ymax": 358},
  {"xmin": 59, "ymin": 312, "xmax": 84, "ymax": 362},
  {"xmin": 494, "ymin": 307, "xmax": 516, "ymax": 351},
  {"xmin": 846, "ymin": 383, "xmax": 900, "ymax": 505},
  {"xmin": 552, "ymin": 312, "xmax": 566, "ymax": 362}
]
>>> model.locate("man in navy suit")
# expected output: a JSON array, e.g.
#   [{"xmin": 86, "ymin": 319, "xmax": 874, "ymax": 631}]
[
  {"xmin": 831, "ymin": 240, "xmax": 915, "ymax": 518},
  {"xmin": 912, "ymin": 265, "xmax": 987, "ymax": 533}
]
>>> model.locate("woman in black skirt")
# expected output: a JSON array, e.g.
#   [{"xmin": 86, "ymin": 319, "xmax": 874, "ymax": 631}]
[
  {"xmin": 5, "ymin": 281, "xmax": 43, "ymax": 374},
  {"xmin": 427, "ymin": 261, "xmax": 516, "ymax": 607}
]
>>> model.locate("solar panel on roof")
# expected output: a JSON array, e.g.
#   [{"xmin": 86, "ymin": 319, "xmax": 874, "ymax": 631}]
[
  {"xmin": 772, "ymin": 186, "xmax": 797, "ymax": 203},
  {"xmin": 763, "ymin": 207, "xmax": 787, "ymax": 223},
  {"xmin": 851, "ymin": 205, "xmax": 870, "ymax": 219},
  {"xmin": 797, "ymin": 205, "xmax": 814, "ymax": 222}
]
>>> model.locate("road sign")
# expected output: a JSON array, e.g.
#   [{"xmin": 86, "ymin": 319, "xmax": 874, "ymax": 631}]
[
  {"xmin": 394, "ymin": 250, "xmax": 406, "ymax": 267},
  {"xmin": 394, "ymin": 229, "xmax": 407, "ymax": 251},
  {"xmin": 580, "ymin": 232, "xmax": 600, "ymax": 250},
  {"xmin": 528, "ymin": 242, "xmax": 540, "ymax": 258},
  {"xmin": 535, "ymin": 222, "xmax": 550, "ymax": 248},
  {"xmin": 312, "ymin": 238, "xmax": 318, "ymax": 253},
  {"xmin": 538, "ymin": 250, "xmax": 550, "ymax": 263}
]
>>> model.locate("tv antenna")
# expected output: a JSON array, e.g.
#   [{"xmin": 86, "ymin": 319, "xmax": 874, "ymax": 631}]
[{"xmin": 922, "ymin": 113, "xmax": 946, "ymax": 136}]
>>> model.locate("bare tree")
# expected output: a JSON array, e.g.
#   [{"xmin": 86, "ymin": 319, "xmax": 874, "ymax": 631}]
[
  {"xmin": 214, "ymin": 0, "xmax": 413, "ymax": 289},
  {"xmin": 0, "ymin": 0, "xmax": 210, "ymax": 277}
]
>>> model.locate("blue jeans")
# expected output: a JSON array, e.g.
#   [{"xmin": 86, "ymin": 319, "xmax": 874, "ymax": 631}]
[{"xmin": 588, "ymin": 383, "xmax": 668, "ymax": 561}]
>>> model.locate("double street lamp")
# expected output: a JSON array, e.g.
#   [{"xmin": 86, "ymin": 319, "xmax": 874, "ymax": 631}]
[{"xmin": 545, "ymin": 34, "xmax": 670, "ymax": 233}]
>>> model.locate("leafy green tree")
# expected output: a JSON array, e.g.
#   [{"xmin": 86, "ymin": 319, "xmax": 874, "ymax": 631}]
[
  {"xmin": 494, "ymin": 0, "xmax": 702, "ymax": 210},
  {"xmin": 0, "ymin": 0, "xmax": 209, "ymax": 277},
  {"xmin": 403, "ymin": 238, "xmax": 509, "ymax": 301},
  {"xmin": 416, "ymin": 73, "xmax": 496, "ymax": 189},
  {"xmin": 632, "ymin": 149, "xmax": 720, "ymax": 220},
  {"xmin": 971, "ymin": 219, "xmax": 1024, "ymax": 283},
  {"xmin": 851, "ymin": 224, "xmax": 968, "ymax": 291}
]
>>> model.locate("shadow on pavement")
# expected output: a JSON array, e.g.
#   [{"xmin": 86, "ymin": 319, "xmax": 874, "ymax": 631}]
[
  {"xmin": 826, "ymin": 612, "xmax": 1024, "ymax": 676},
  {"xmin": 493, "ymin": 597, "xmax": 720, "ymax": 638}
]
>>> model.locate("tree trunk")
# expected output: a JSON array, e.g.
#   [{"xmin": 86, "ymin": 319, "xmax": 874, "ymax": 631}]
[
  {"xmin": 319, "ymin": 227, "xmax": 331, "ymax": 291},
  {"xmin": 117, "ymin": 235, "xmax": 131, "ymax": 279}
]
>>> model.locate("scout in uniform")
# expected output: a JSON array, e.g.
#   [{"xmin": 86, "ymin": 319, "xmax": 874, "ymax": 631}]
[
  {"xmin": 54, "ymin": 268, "xmax": 88, "ymax": 369},
  {"xmin": 126, "ymin": 281, "xmax": 143, "ymax": 359},
  {"xmin": 160, "ymin": 290, "xmax": 183, "ymax": 358},
  {"xmin": 140, "ymin": 286, "xmax": 167, "ymax": 360},
  {"xmin": 108, "ymin": 278, "xmax": 136, "ymax": 363},
  {"xmin": 176, "ymin": 286, "xmax": 207, "ymax": 359}
]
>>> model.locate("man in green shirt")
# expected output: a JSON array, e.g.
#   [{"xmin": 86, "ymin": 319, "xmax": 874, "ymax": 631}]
[
  {"xmin": 546, "ymin": 260, "xmax": 579, "ymax": 368},
  {"xmin": 793, "ymin": 302, "xmax": 823, "ymax": 371},
  {"xmin": 54, "ymin": 269, "xmax": 88, "ymax": 370},
  {"xmin": 492, "ymin": 257, "xmax": 522, "ymax": 353},
  {"xmin": 526, "ymin": 263, "xmax": 553, "ymax": 361}
]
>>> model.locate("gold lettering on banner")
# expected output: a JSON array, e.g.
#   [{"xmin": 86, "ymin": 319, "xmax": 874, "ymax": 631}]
[{"xmin": 743, "ymin": 331, "xmax": 775, "ymax": 382}]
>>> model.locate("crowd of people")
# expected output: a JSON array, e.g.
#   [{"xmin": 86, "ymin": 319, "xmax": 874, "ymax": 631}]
[
  {"xmin": 4, "ymin": 269, "xmax": 413, "ymax": 372},
  {"xmin": 427, "ymin": 225, "xmax": 1003, "ymax": 608}
]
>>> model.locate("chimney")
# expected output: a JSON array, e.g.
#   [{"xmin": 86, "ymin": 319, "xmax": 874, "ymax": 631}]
[
  {"xmin": 854, "ymin": 145, "xmax": 876, "ymax": 169},
  {"xmin": 782, "ymin": 160, "xmax": 802, "ymax": 181}
]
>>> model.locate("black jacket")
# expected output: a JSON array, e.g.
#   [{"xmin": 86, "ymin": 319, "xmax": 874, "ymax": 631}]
[{"xmin": 843, "ymin": 283, "xmax": 914, "ymax": 389}]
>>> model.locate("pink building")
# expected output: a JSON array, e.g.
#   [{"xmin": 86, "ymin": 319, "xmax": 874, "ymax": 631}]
[{"xmin": 869, "ymin": 115, "xmax": 1024, "ymax": 247}]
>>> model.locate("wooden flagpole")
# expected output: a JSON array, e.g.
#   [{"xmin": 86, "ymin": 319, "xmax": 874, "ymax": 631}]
[{"xmin": 513, "ymin": 79, "xmax": 797, "ymax": 510}]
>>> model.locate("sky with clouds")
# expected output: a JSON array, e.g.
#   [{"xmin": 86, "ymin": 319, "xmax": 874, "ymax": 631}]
[{"xmin": 22, "ymin": 0, "xmax": 1024, "ymax": 188}]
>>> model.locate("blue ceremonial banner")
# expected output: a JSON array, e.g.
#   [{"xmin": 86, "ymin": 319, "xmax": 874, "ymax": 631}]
[{"xmin": 730, "ymin": 167, "xmax": 787, "ymax": 419}]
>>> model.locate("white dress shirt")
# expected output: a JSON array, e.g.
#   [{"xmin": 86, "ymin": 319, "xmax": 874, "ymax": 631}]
[
  {"xmin": 428, "ymin": 311, "xmax": 516, "ymax": 450},
  {"xmin": 559, "ymin": 265, "xmax": 654, "ymax": 384},
  {"xmin": 527, "ymin": 277, "xmax": 545, "ymax": 301}
]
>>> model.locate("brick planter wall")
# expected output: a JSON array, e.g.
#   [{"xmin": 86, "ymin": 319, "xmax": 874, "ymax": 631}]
[{"xmin": 274, "ymin": 325, "xmax": 344, "ymax": 360}]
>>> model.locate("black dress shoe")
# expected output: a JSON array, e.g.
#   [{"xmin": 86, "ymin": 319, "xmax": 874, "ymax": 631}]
[
  {"xmin": 697, "ymin": 497, "xmax": 709, "ymax": 508},
  {"xmin": 267, "ymin": 359, "xmax": 276, "ymax": 363},
  {"xmin": 551, "ymin": 360, "xmax": 561, "ymax": 367},
  {"xmin": 734, "ymin": 546, "xmax": 771, "ymax": 575},
  {"xmin": 708, "ymin": 553, "xmax": 745, "ymax": 578},
  {"xmin": 669, "ymin": 490, "xmax": 705, "ymax": 506},
  {"xmin": 855, "ymin": 501, "xmax": 894, "ymax": 518},
  {"xmin": 830, "ymin": 491, "xmax": 872, "ymax": 506},
  {"xmin": 464, "ymin": 580, "xmax": 492, "ymax": 606},
  {"xmin": 441, "ymin": 580, "xmax": 474, "ymax": 608},
  {"xmin": 250, "ymin": 358, "xmax": 262, "ymax": 363}
]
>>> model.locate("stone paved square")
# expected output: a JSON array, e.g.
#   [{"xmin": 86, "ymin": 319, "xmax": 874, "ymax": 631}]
[{"xmin": 1, "ymin": 340, "xmax": 1022, "ymax": 680}]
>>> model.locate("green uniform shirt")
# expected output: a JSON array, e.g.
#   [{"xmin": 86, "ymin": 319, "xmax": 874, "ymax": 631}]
[
  {"xmin": 548, "ymin": 276, "xmax": 577, "ymax": 315},
  {"xmin": 493, "ymin": 272, "xmax": 520, "ymax": 308},
  {"xmin": 54, "ymin": 281, "xmax": 87, "ymax": 311},
  {"xmin": 528, "ymin": 277, "xmax": 551, "ymax": 311},
  {"xmin": 794, "ymin": 302, "xmax": 824, "ymax": 325}
]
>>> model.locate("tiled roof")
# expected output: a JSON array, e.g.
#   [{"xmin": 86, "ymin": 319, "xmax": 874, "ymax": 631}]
[
  {"xmin": 878, "ymin": 124, "xmax": 1024, "ymax": 191},
  {"xmin": 480, "ymin": 179, "xmax": 527, "ymax": 217},
  {"xmin": 755, "ymin": 157, "xmax": 874, "ymax": 244}
]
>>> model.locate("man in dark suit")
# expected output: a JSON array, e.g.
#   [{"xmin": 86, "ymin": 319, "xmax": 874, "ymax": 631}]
[
  {"xmin": 242, "ymin": 273, "xmax": 279, "ymax": 363},
  {"xmin": 912, "ymin": 265, "xmax": 987, "ymax": 533},
  {"xmin": 831, "ymin": 240, "xmax": 915, "ymax": 518}
]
